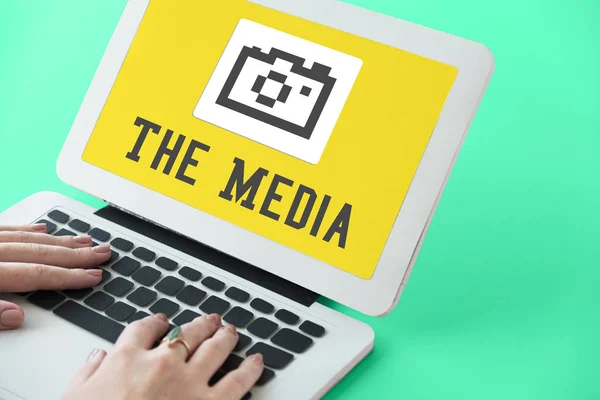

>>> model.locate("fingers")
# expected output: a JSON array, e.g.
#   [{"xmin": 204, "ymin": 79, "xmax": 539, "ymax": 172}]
[
  {"xmin": 0, "ymin": 224, "xmax": 47, "ymax": 233},
  {"xmin": 116, "ymin": 314, "xmax": 170, "ymax": 349},
  {"xmin": 69, "ymin": 348, "xmax": 107, "ymax": 385},
  {"xmin": 0, "ymin": 263, "xmax": 103, "ymax": 292},
  {"xmin": 210, "ymin": 354, "xmax": 264, "ymax": 400},
  {"xmin": 0, "ymin": 231, "xmax": 93, "ymax": 249},
  {"xmin": 0, "ymin": 300, "xmax": 24, "ymax": 331},
  {"xmin": 156, "ymin": 314, "xmax": 222, "ymax": 361},
  {"xmin": 190, "ymin": 323, "xmax": 239, "ymax": 380},
  {"xmin": 0, "ymin": 243, "xmax": 111, "ymax": 267}
]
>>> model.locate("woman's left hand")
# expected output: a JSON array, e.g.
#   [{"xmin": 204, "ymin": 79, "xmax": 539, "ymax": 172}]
[{"xmin": 0, "ymin": 224, "xmax": 111, "ymax": 330}]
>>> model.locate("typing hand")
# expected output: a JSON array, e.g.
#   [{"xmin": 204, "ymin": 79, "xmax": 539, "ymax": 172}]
[
  {"xmin": 63, "ymin": 314, "xmax": 264, "ymax": 400},
  {"xmin": 0, "ymin": 224, "xmax": 111, "ymax": 330}
]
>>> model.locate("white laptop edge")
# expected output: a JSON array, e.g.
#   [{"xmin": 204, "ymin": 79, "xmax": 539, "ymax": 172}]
[{"xmin": 56, "ymin": 0, "xmax": 495, "ymax": 317}]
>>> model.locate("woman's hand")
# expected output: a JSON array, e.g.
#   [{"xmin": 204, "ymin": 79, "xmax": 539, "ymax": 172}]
[
  {"xmin": 0, "ymin": 224, "xmax": 111, "ymax": 330},
  {"xmin": 63, "ymin": 313, "xmax": 264, "ymax": 400}
]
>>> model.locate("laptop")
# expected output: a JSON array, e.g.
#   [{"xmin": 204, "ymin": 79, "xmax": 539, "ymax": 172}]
[{"xmin": 0, "ymin": 0, "xmax": 494, "ymax": 398}]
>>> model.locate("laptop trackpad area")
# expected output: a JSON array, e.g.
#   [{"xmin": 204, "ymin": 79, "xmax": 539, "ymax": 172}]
[
  {"xmin": 0, "ymin": 385, "xmax": 28, "ymax": 400},
  {"xmin": 0, "ymin": 295, "xmax": 113, "ymax": 400},
  {"xmin": 0, "ymin": 386, "xmax": 26, "ymax": 400}
]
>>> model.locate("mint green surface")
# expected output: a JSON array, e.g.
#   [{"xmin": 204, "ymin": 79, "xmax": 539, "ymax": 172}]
[{"xmin": 1, "ymin": 1, "xmax": 599, "ymax": 399}]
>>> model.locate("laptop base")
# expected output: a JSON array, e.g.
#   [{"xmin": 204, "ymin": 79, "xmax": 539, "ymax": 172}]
[{"xmin": 0, "ymin": 191, "xmax": 373, "ymax": 400}]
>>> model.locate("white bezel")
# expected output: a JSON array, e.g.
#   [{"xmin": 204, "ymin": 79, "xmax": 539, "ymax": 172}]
[{"xmin": 57, "ymin": 0, "xmax": 494, "ymax": 316}]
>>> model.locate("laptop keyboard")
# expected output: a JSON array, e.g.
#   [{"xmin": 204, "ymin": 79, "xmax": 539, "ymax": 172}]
[{"xmin": 25, "ymin": 208, "xmax": 327, "ymax": 398}]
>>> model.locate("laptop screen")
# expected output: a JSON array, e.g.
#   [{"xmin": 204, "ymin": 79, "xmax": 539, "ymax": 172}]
[{"xmin": 82, "ymin": 0, "xmax": 457, "ymax": 280}]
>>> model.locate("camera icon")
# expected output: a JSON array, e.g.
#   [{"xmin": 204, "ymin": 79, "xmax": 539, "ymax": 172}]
[
  {"xmin": 193, "ymin": 19, "xmax": 362, "ymax": 164},
  {"xmin": 216, "ymin": 46, "xmax": 337, "ymax": 141}
]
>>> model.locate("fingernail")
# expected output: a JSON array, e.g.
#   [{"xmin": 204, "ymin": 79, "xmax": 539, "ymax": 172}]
[
  {"xmin": 0, "ymin": 309, "xmax": 24, "ymax": 329},
  {"xmin": 250, "ymin": 353, "xmax": 263, "ymax": 364},
  {"xmin": 32, "ymin": 223, "xmax": 47, "ymax": 231},
  {"xmin": 154, "ymin": 313, "xmax": 168, "ymax": 322},
  {"xmin": 206, "ymin": 314, "xmax": 221, "ymax": 324},
  {"xmin": 74, "ymin": 235, "xmax": 92, "ymax": 244},
  {"xmin": 224, "ymin": 324, "xmax": 237, "ymax": 335},
  {"xmin": 92, "ymin": 244, "xmax": 110, "ymax": 253},
  {"xmin": 86, "ymin": 269, "xmax": 104, "ymax": 277},
  {"xmin": 87, "ymin": 348, "xmax": 100, "ymax": 361}
]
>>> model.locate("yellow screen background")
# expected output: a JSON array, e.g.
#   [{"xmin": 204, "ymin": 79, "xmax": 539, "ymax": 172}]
[{"xmin": 82, "ymin": 0, "xmax": 458, "ymax": 279}]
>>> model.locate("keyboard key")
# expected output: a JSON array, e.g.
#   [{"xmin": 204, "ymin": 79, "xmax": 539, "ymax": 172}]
[
  {"xmin": 99, "ymin": 270, "xmax": 112, "ymax": 285},
  {"xmin": 299, "ymin": 321, "xmax": 325, "ymax": 338},
  {"xmin": 101, "ymin": 250, "xmax": 120, "ymax": 267},
  {"xmin": 223, "ymin": 307, "xmax": 254, "ymax": 328},
  {"xmin": 54, "ymin": 300, "xmax": 124, "ymax": 344},
  {"xmin": 28, "ymin": 291, "xmax": 65, "ymax": 310},
  {"xmin": 201, "ymin": 276, "xmax": 225, "ymax": 292},
  {"xmin": 155, "ymin": 276, "xmax": 184, "ymax": 296},
  {"xmin": 246, "ymin": 343, "xmax": 293, "ymax": 369},
  {"xmin": 48, "ymin": 210, "xmax": 69, "ymax": 224},
  {"xmin": 112, "ymin": 256, "xmax": 140, "ymax": 276},
  {"xmin": 209, "ymin": 370, "xmax": 225, "ymax": 386},
  {"xmin": 178, "ymin": 266, "xmax": 202, "ymax": 281},
  {"xmin": 36, "ymin": 219, "xmax": 57, "ymax": 234},
  {"xmin": 104, "ymin": 277, "xmax": 134, "ymax": 297},
  {"xmin": 208, "ymin": 372, "xmax": 252, "ymax": 400},
  {"xmin": 63, "ymin": 288, "xmax": 93, "ymax": 300},
  {"xmin": 149, "ymin": 298, "xmax": 180, "ymax": 317},
  {"xmin": 225, "ymin": 287, "xmax": 250, "ymax": 303},
  {"xmin": 234, "ymin": 333, "xmax": 252, "ymax": 352},
  {"xmin": 127, "ymin": 287, "xmax": 157, "ymax": 307},
  {"xmin": 89, "ymin": 228, "xmax": 110, "ymax": 242},
  {"xmin": 155, "ymin": 256, "xmax": 178, "ymax": 271},
  {"xmin": 176, "ymin": 286, "xmax": 206, "ymax": 306},
  {"xmin": 247, "ymin": 318, "xmax": 278, "ymax": 339},
  {"xmin": 199, "ymin": 296, "xmax": 230, "ymax": 315},
  {"xmin": 256, "ymin": 368, "xmax": 276, "ymax": 386},
  {"xmin": 132, "ymin": 266, "xmax": 161, "ymax": 286},
  {"xmin": 132, "ymin": 247, "xmax": 155, "ymax": 262},
  {"xmin": 250, "ymin": 298, "xmax": 274, "ymax": 314},
  {"xmin": 55, "ymin": 228, "xmax": 76, "ymax": 237},
  {"xmin": 172, "ymin": 310, "xmax": 201, "ymax": 326},
  {"xmin": 128, "ymin": 311, "xmax": 150, "ymax": 324},
  {"xmin": 85, "ymin": 292, "xmax": 115, "ymax": 311},
  {"xmin": 209, "ymin": 372, "xmax": 253, "ymax": 400},
  {"xmin": 275, "ymin": 309, "xmax": 299, "ymax": 325},
  {"xmin": 271, "ymin": 328, "xmax": 313, "ymax": 353},
  {"xmin": 68, "ymin": 219, "xmax": 90, "ymax": 233},
  {"xmin": 106, "ymin": 301, "xmax": 136, "ymax": 322},
  {"xmin": 220, "ymin": 353, "xmax": 244, "ymax": 373},
  {"xmin": 111, "ymin": 237, "xmax": 134, "ymax": 252}
]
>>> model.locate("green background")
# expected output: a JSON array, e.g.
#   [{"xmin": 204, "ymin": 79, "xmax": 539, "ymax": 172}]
[{"xmin": 1, "ymin": 1, "xmax": 599, "ymax": 399}]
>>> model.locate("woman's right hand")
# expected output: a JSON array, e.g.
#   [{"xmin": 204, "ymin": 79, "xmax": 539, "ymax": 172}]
[{"xmin": 62, "ymin": 313, "xmax": 264, "ymax": 400}]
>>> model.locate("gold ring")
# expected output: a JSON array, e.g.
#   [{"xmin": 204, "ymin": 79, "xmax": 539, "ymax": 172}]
[{"xmin": 160, "ymin": 326, "xmax": 191, "ymax": 358}]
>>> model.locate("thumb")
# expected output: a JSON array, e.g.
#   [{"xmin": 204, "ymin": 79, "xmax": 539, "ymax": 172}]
[{"xmin": 0, "ymin": 300, "xmax": 24, "ymax": 331}]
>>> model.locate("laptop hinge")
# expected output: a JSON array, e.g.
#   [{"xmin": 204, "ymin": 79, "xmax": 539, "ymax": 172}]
[{"xmin": 94, "ymin": 204, "xmax": 320, "ymax": 307}]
